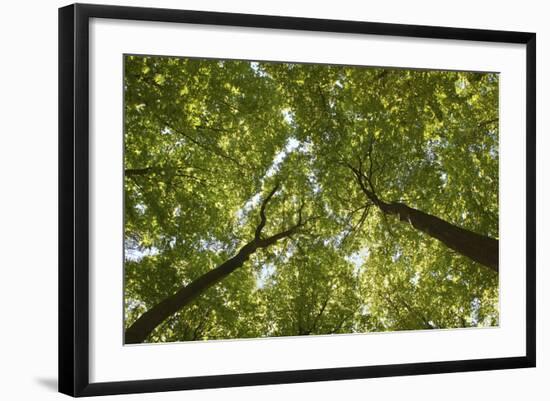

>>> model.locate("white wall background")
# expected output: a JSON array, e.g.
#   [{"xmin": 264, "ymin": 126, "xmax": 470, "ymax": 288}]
[{"xmin": 0, "ymin": 0, "xmax": 546, "ymax": 399}]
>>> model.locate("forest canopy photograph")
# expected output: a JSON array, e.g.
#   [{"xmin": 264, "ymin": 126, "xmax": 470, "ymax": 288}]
[{"xmin": 123, "ymin": 55, "xmax": 499, "ymax": 345}]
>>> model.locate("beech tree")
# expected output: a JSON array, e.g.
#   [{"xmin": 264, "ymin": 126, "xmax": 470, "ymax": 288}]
[
  {"xmin": 125, "ymin": 184, "xmax": 308, "ymax": 344},
  {"xmin": 124, "ymin": 56, "xmax": 499, "ymax": 343}
]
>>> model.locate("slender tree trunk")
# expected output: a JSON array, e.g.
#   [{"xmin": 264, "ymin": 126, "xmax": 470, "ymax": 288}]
[
  {"xmin": 125, "ymin": 184, "xmax": 304, "ymax": 344},
  {"xmin": 349, "ymin": 165, "xmax": 498, "ymax": 272},
  {"xmin": 376, "ymin": 200, "xmax": 498, "ymax": 272},
  {"xmin": 125, "ymin": 241, "xmax": 257, "ymax": 344}
]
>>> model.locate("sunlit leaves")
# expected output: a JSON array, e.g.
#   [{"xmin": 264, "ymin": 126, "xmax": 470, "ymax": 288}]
[{"xmin": 124, "ymin": 55, "xmax": 499, "ymax": 342}]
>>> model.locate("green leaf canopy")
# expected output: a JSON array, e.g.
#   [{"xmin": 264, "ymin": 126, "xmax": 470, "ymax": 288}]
[{"xmin": 124, "ymin": 55, "xmax": 499, "ymax": 343}]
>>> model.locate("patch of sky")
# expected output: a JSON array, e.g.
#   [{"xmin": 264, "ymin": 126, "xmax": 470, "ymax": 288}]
[
  {"xmin": 281, "ymin": 108, "xmax": 296, "ymax": 125},
  {"xmin": 410, "ymin": 271, "xmax": 421, "ymax": 286},
  {"xmin": 307, "ymin": 171, "xmax": 322, "ymax": 195},
  {"xmin": 126, "ymin": 298, "xmax": 146, "ymax": 311},
  {"xmin": 391, "ymin": 249, "xmax": 402, "ymax": 262},
  {"xmin": 298, "ymin": 140, "xmax": 314, "ymax": 155},
  {"xmin": 323, "ymin": 232, "xmax": 347, "ymax": 248},
  {"xmin": 440, "ymin": 172, "xmax": 448, "ymax": 186},
  {"xmin": 256, "ymin": 263, "xmax": 276, "ymax": 289},
  {"xmin": 425, "ymin": 138, "xmax": 440, "ymax": 162},
  {"xmin": 265, "ymin": 137, "xmax": 300, "ymax": 177},
  {"xmin": 125, "ymin": 246, "xmax": 160, "ymax": 262},
  {"xmin": 235, "ymin": 137, "xmax": 301, "ymax": 221},
  {"xmin": 250, "ymin": 61, "xmax": 268, "ymax": 78},
  {"xmin": 345, "ymin": 247, "xmax": 370, "ymax": 276},
  {"xmin": 198, "ymin": 237, "xmax": 226, "ymax": 253},
  {"xmin": 470, "ymin": 297, "xmax": 481, "ymax": 325},
  {"xmin": 323, "ymin": 201, "xmax": 335, "ymax": 218}
]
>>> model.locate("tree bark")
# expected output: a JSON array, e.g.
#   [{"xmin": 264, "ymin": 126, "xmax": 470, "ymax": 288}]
[
  {"xmin": 377, "ymin": 200, "xmax": 498, "ymax": 272},
  {"xmin": 349, "ymin": 166, "xmax": 499, "ymax": 273},
  {"xmin": 125, "ymin": 184, "xmax": 303, "ymax": 344},
  {"xmin": 125, "ymin": 167, "xmax": 154, "ymax": 176}
]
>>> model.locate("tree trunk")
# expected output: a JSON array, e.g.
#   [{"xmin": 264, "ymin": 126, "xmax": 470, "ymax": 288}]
[
  {"xmin": 125, "ymin": 183, "xmax": 304, "ymax": 344},
  {"xmin": 375, "ymin": 199, "xmax": 498, "ymax": 272},
  {"xmin": 125, "ymin": 241, "xmax": 257, "ymax": 344},
  {"xmin": 349, "ymin": 166, "xmax": 498, "ymax": 272}
]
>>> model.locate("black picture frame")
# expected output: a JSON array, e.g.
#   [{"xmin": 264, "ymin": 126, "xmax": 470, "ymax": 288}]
[{"xmin": 59, "ymin": 3, "xmax": 536, "ymax": 397}]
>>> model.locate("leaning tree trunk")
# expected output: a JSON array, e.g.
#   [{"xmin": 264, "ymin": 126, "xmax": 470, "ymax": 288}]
[
  {"xmin": 350, "ymin": 166, "xmax": 498, "ymax": 272},
  {"xmin": 125, "ymin": 183, "xmax": 304, "ymax": 344},
  {"xmin": 375, "ymin": 200, "xmax": 498, "ymax": 272}
]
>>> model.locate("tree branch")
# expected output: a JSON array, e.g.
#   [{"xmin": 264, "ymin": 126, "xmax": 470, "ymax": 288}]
[{"xmin": 255, "ymin": 183, "xmax": 281, "ymax": 240}]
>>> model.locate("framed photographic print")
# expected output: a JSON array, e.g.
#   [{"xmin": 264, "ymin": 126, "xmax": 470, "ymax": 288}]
[{"xmin": 58, "ymin": 3, "xmax": 536, "ymax": 397}]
